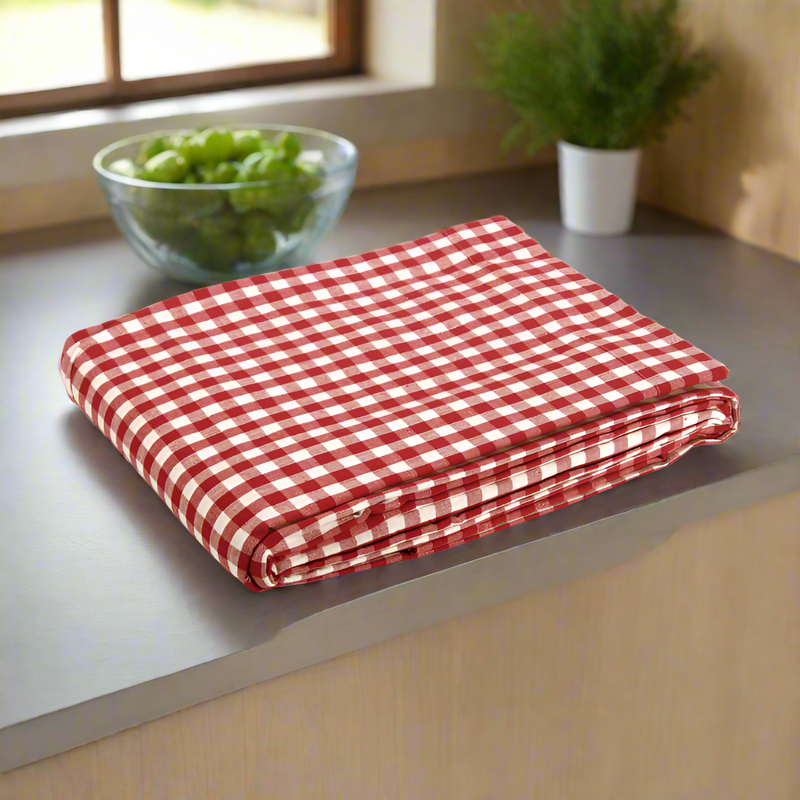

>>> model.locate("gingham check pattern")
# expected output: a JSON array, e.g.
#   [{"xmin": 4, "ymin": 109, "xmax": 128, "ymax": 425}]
[{"xmin": 61, "ymin": 216, "xmax": 740, "ymax": 590}]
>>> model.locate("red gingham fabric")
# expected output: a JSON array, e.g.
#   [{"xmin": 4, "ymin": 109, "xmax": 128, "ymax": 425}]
[{"xmin": 60, "ymin": 216, "xmax": 740, "ymax": 590}]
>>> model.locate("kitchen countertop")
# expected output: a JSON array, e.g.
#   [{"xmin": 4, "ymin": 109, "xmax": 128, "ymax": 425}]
[{"xmin": 1, "ymin": 166, "xmax": 799, "ymax": 773}]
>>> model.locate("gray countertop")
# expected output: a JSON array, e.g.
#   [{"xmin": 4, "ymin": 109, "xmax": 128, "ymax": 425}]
[{"xmin": 1, "ymin": 166, "xmax": 799, "ymax": 773}]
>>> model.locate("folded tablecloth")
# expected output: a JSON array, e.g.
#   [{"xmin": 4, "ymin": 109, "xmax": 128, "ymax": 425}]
[{"xmin": 61, "ymin": 217, "xmax": 740, "ymax": 590}]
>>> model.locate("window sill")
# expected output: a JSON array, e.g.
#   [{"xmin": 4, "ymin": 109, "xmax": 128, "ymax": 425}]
[
  {"xmin": 0, "ymin": 73, "xmax": 548, "ymax": 235},
  {"xmin": 0, "ymin": 75, "xmax": 426, "ymax": 185},
  {"xmin": 0, "ymin": 75, "xmax": 421, "ymax": 140}
]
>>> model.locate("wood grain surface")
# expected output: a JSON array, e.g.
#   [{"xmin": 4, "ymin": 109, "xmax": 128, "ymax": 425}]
[
  {"xmin": 639, "ymin": 0, "xmax": 800, "ymax": 261},
  {"xmin": 2, "ymin": 490, "xmax": 798, "ymax": 799}
]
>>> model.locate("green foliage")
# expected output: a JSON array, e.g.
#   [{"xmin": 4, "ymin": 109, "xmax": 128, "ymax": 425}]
[{"xmin": 478, "ymin": 0, "xmax": 717, "ymax": 152}]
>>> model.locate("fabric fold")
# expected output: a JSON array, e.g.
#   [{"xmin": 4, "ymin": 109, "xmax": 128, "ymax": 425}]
[{"xmin": 60, "ymin": 216, "xmax": 739, "ymax": 590}]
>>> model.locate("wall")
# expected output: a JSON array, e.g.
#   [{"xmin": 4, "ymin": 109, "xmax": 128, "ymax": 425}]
[{"xmin": 639, "ymin": 0, "xmax": 800, "ymax": 261}]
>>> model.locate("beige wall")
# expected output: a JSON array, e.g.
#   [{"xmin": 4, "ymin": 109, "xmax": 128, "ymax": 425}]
[
  {"xmin": 437, "ymin": 0, "xmax": 800, "ymax": 262},
  {"xmin": 639, "ymin": 0, "xmax": 800, "ymax": 261},
  {"xmin": 436, "ymin": 0, "xmax": 502, "ymax": 85},
  {"xmin": 436, "ymin": 0, "xmax": 561, "ymax": 86}
]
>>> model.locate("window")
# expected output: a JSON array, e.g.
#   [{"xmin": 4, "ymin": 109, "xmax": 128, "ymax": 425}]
[{"xmin": 0, "ymin": 0, "xmax": 361, "ymax": 117}]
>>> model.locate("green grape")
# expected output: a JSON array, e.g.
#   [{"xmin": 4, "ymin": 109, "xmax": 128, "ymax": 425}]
[
  {"xmin": 178, "ymin": 134, "xmax": 206, "ymax": 167},
  {"xmin": 204, "ymin": 128, "xmax": 235, "ymax": 164},
  {"xmin": 228, "ymin": 156, "xmax": 314, "ymax": 215},
  {"xmin": 242, "ymin": 228, "xmax": 277, "ymax": 263},
  {"xmin": 141, "ymin": 150, "xmax": 190, "ymax": 183},
  {"xmin": 169, "ymin": 210, "xmax": 242, "ymax": 270},
  {"xmin": 168, "ymin": 130, "xmax": 197, "ymax": 152},
  {"xmin": 239, "ymin": 211, "xmax": 277, "ymax": 261},
  {"xmin": 240, "ymin": 151, "xmax": 267, "ymax": 171},
  {"xmin": 240, "ymin": 209, "xmax": 274, "ymax": 235},
  {"xmin": 183, "ymin": 190, "xmax": 225, "ymax": 215},
  {"xmin": 296, "ymin": 161, "xmax": 323, "ymax": 193},
  {"xmin": 277, "ymin": 196, "xmax": 316, "ymax": 235},
  {"xmin": 180, "ymin": 128, "xmax": 235, "ymax": 167},
  {"xmin": 192, "ymin": 210, "xmax": 240, "ymax": 237},
  {"xmin": 273, "ymin": 131, "xmax": 302, "ymax": 163},
  {"xmin": 201, "ymin": 230, "xmax": 243, "ymax": 271},
  {"xmin": 232, "ymin": 129, "xmax": 264, "ymax": 160},
  {"xmin": 219, "ymin": 161, "xmax": 243, "ymax": 183},
  {"xmin": 198, "ymin": 161, "xmax": 241, "ymax": 184},
  {"xmin": 228, "ymin": 154, "xmax": 280, "ymax": 212},
  {"xmin": 253, "ymin": 154, "xmax": 294, "ymax": 181},
  {"xmin": 135, "ymin": 136, "xmax": 169, "ymax": 167},
  {"xmin": 257, "ymin": 181, "xmax": 309, "ymax": 216},
  {"xmin": 108, "ymin": 158, "xmax": 143, "ymax": 179},
  {"xmin": 228, "ymin": 188, "xmax": 261, "ymax": 213},
  {"xmin": 168, "ymin": 134, "xmax": 186, "ymax": 153},
  {"xmin": 135, "ymin": 184, "xmax": 223, "ymax": 216}
]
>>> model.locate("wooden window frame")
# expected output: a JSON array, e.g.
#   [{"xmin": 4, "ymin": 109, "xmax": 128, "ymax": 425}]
[{"xmin": 0, "ymin": 0, "xmax": 361, "ymax": 118}]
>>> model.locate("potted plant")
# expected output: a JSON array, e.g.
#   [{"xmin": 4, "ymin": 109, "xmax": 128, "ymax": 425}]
[{"xmin": 479, "ymin": 0, "xmax": 717, "ymax": 235}]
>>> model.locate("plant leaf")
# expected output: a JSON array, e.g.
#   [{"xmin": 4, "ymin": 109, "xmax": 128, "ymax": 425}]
[{"xmin": 476, "ymin": 0, "xmax": 718, "ymax": 152}]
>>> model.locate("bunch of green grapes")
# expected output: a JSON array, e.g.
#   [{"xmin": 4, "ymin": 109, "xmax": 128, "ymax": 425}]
[{"xmin": 108, "ymin": 128, "xmax": 324, "ymax": 271}]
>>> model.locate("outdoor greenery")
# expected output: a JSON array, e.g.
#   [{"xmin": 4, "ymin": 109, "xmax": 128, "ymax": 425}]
[{"xmin": 479, "ymin": 0, "xmax": 717, "ymax": 152}]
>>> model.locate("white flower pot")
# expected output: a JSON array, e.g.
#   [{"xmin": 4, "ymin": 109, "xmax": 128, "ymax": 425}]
[{"xmin": 557, "ymin": 141, "xmax": 641, "ymax": 235}]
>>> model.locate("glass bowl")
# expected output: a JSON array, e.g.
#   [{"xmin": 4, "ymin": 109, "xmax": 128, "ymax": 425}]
[{"xmin": 94, "ymin": 124, "xmax": 358, "ymax": 285}]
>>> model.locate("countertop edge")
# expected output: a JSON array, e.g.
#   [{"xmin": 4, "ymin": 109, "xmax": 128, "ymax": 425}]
[{"xmin": 3, "ymin": 453, "xmax": 798, "ymax": 774}]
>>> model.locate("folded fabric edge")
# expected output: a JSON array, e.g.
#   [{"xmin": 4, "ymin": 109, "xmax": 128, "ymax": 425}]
[{"xmin": 250, "ymin": 385, "xmax": 740, "ymax": 588}]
